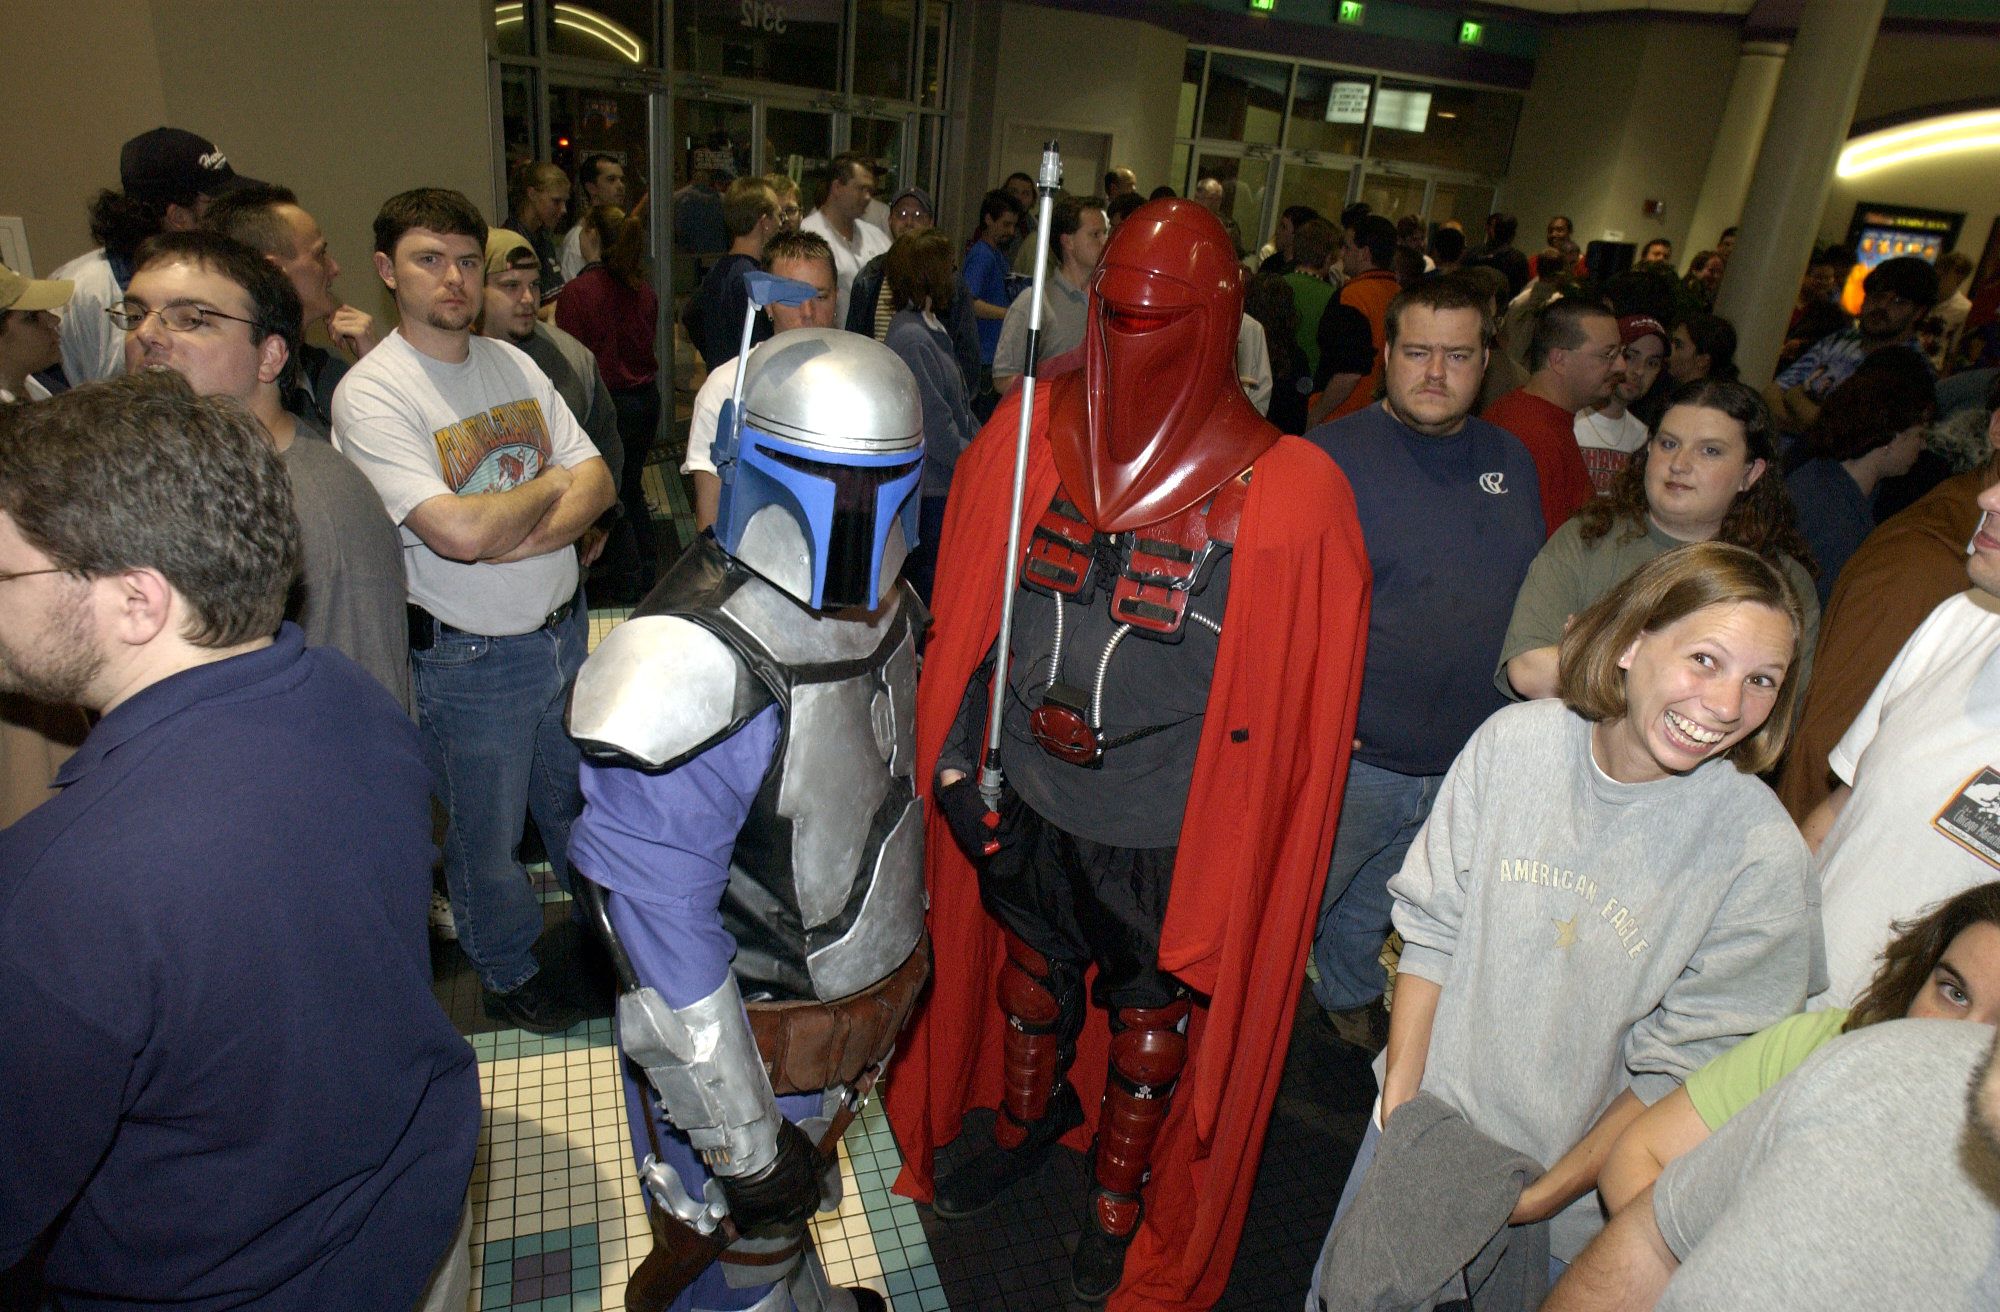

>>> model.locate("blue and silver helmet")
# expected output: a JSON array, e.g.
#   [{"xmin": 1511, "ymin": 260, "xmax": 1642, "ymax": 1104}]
[{"xmin": 713, "ymin": 327, "xmax": 924, "ymax": 612}]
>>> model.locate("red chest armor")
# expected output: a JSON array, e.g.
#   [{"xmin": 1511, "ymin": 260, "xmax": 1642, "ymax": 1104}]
[{"xmin": 1023, "ymin": 474, "xmax": 1246, "ymax": 638}]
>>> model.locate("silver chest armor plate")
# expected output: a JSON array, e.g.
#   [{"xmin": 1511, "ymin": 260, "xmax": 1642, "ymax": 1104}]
[{"xmin": 570, "ymin": 536, "xmax": 924, "ymax": 1003}]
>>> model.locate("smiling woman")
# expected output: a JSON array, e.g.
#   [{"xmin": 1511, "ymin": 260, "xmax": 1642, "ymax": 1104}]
[
  {"xmin": 1311, "ymin": 541, "xmax": 1817, "ymax": 1297},
  {"xmin": 1496, "ymin": 377, "xmax": 1820, "ymax": 703}
]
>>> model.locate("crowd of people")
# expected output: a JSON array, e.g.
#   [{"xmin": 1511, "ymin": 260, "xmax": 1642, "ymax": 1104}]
[{"xmin": 1, "ymin": 121, "xmax": 1998, "ymax": 1312}]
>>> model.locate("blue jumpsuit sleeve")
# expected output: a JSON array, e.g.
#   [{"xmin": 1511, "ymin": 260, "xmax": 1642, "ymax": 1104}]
[{"xmin": 570, "ymin": 704, "xmax": 782, "ymax": 1008}]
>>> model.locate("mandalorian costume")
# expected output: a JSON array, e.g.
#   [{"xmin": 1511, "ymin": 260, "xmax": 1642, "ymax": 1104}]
[
  {"xmin": 568, "ymin": 327, "xmax": 931, "ymax": 1312},
  {"xmin": 886, "ymin": 200, "xmax": 1374, "ymax": 1309}
]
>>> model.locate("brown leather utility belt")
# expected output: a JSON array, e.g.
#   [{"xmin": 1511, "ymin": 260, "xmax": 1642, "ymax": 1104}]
[{"xmin": 749, "ymin": 933, "xmax": 932, "ymax": 1094}]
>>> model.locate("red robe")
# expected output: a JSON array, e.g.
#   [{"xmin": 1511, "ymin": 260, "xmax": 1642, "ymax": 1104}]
[{"xmin": 884, "ymin": 370, "xmax": 1372, "ymax": 1311}]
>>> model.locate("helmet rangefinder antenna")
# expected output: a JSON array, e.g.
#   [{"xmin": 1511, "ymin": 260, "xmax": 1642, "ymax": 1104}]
[
  {"xmin": 979, "ymin": 140, "xmax": 1063, "ymax": 811},
  {"xmin": 720, "ymin": 271, "xmax": 820, "ymax": 466}
]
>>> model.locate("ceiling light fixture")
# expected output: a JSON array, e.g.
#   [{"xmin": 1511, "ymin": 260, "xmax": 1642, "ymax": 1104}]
[
  {"xmin": 493, "ymin": 2, "xmax": 644, "ymax": 64},
  {"xmin": 1838, "ymin": 108, "xmax": 2000, "ymax": 179}
]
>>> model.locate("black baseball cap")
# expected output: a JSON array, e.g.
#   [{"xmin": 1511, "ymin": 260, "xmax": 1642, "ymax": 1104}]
[{"xmin": 120, "ymin": 127, "xmax": 259, "ymax": 204}]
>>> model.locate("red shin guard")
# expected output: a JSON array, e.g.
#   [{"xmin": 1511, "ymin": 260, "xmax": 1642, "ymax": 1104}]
[
  {"xmin": 1091, "ymin": 1000, "xmax": 1191, "ymax": 1237},
  {"xmin": 995, "ymin": 931, "xmax": 1067, "ymax": 1149}
]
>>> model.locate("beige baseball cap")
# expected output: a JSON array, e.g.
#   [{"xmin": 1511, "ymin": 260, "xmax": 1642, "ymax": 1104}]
[
  {"xmin": 485, "ymin": 229, "xmax": 539, "ymax": 277},
  {"xmin": 0, "ymin": 263, "xmax": 73, "ymax": 313}
]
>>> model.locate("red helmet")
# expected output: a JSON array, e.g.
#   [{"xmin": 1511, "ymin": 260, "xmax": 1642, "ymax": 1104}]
[{"xmin": 1053, "ymin": 198, "xmax": 1276, "ymax": 532}]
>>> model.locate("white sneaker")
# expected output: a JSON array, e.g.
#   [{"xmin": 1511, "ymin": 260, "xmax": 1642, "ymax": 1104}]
[{"xmin": 429, "ymin": 891, "xmax": 459, "ymax": 941}]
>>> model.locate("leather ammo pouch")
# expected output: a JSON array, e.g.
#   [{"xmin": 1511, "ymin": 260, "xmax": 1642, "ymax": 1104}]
[{"xmin": 748, "ymin": 934, "xmax": 932, "ymax": 1094}]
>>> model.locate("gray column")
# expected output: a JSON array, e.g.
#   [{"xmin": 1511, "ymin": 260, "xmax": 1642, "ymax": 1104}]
[
  {"xmin": 1684, "ymin": 41, "xmax": 1789, "ymax": 260},
  {"xmin": 1715, "ymin": 0, "xmax": 1886, "ymax": 388}
]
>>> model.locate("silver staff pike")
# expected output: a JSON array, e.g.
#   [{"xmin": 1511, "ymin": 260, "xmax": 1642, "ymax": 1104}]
[{"xmin": 978, "ymin": 140, "xmax": 1063, "ymax": 812}]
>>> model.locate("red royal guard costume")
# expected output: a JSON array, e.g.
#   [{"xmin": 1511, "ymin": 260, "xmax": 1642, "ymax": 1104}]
[{"xmin": 884, "ymin": 199, "xmax": 1372, "ymax": 1309}]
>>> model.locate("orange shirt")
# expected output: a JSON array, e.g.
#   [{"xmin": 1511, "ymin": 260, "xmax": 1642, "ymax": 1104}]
[{"xmin": 1323, "ymin": 269, "xmax": 1401, "ymax": 423}]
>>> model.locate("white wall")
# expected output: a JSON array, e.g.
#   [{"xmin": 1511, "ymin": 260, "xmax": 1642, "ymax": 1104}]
[
  {"xmin": 985, "ymin": 2, "xmax": 1185, "ymax": 199},
  {"xmin": 1498, "ymin": 18, "xmax": 1739, "ymax": 257},
  {"xmin": 0, "ymin": 0, "xmax": 494, "ymax": 326}
]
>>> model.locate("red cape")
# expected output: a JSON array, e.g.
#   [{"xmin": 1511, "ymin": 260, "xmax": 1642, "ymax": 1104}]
[{"xmin": 884, "ymin": 371, "xmax": 1372, "ymax": 1311}]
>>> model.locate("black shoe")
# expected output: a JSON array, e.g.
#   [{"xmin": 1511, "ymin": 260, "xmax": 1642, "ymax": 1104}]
[
  {"xmin": 1070, "ymin": 1223, "xmax": 1134, "ymax": 1305},
  {"xmin": 932, "ymin": 1083, "xmax": 1084, "ymax": 1219},
  {"xmin": 1320, "ymin": 995, "xmax": 1390, "ymax": 1057},
  {"xmin": 846, "ymin": 1290, "xmax": 887, "ymax": 1312},
  {"xmin": 483, "ymin": 970, "xmax": 586, "ymax": 1035}
]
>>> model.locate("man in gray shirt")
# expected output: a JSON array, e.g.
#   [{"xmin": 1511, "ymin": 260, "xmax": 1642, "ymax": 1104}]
[
  {"xmin": 992, "ymin": 193, "xmax": 1107, "ymax": 391},
  {"xmin": 1544, "ymin": 1020, "xmax": 2000, "ymax": 1310},
  {"xmin": 480, "ymin": 229, "xmax": 623, "ymax": 572},
  {"xmin": 119, "ymin": 229, "xmax": 410, "ymax": 714}
]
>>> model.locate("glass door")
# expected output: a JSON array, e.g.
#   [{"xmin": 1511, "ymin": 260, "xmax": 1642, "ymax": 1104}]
[
  {"xmin": 548, "ymin": 80, "xmax": 652, "ymax": 222},
  {"xmin": 763, "ymin": 104, "xmax": 835, "ymax": 204},
  {"xmin": 849, "ymin": 114, "xmax": 910, "ymax": 202},
  {"xmin": 669, "ymin": 96, "xmax": 753, "ymax": 300}
]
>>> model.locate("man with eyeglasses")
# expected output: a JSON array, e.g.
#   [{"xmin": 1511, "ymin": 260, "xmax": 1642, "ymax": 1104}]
[
  {"xmin": 332, "ymin": 188, "xmax": 616, "ymax": 1036},
  {"xmin": 49, "ymin": 126, "xmax": 259, "ymax": 388},
  {"xmin": 1484, "ymin": 297, "xmax": 1619, "ymax": 537},
  {"xmin": 1766, "ymin": 255, "xmax": 1940, "ymax": 435},
  {"xmin": 844, "ymin": 186, "xmax": 982, "ymax": 396},
  {"xmin": 0, "ymin": 371, "xmax": 479, "ymax": 1310},
  {"xmin": 118, "ymin": 229, "xmax": 410, "ymax": 715}
]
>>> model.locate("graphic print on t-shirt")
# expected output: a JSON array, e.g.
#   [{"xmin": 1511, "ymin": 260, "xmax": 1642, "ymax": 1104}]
[
  {"xmin": 431, "ymin": 397, "xmax": 553, "ymax": 494},
  {"xmin": 1498, "ymin": 856, "xmax": 1652, "ymax": 959},
  {"xmin": 1934, "ymin": 766, "xmax": 2000, "ymax": 870}
]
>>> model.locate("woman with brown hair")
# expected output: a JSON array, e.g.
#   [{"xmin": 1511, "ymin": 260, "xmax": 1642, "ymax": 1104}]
[
  {"xmin": 555, "ymin": 200, "xmax": 660, "ymax": 604},
  {"xmin": 1600, "ymin": 880, "xmax": 2000, "ymax": 1213},
  {"xmin": 881, "ymin": 228, "xmax": 973, "ymax": 601},
  {"xmin": 1499, "ymin": 377, "xmax": 1819, "ymax": 701},
  {"xmin": 1313, "ymin": 542, "xmax": 1816, "ymax": 1298}
]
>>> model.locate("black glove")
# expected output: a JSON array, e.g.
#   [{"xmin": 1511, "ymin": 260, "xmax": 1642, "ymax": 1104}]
[
  {"xmin": 936, "ymin": 776, "xmax": 1006, "ymax": 866},
  {"xmin": 719, "ymin": 1118, "xmax": 824, "ymax": 1238}
]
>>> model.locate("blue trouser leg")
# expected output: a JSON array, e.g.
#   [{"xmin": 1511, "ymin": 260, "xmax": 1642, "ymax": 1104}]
[
  {"xmin": 1311, "ymin": 761, "xmax": 1444, "ymax": 1013},
  {"xmin": 415, "ymin": 605, "xmax": 587, "ymax": 995},
  {"xmin": 607, "ymin": 888, "xmax": 821, "ymax": 1311}
]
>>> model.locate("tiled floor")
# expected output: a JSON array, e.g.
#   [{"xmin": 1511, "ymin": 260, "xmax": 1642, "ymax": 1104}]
[{"xmin": 428, "ymin": 449, "xmax": 1374, "ymax": 1309}]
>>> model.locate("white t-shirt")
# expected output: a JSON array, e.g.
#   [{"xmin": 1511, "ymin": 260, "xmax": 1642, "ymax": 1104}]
[
  {"xmin": 684, "ymin": 355, "xmax": 736, "ymax": 477},
  {"xmin": 799, "ymin": 208, "xmax": 889, "ymax": 328},
  {"xmin": 1573, "ymin": 406, "xmax": 1649, "ymax": 496},
  {"xmin": 331, "ymin": 331, "xmax": 599, "ymax": 636},
  {"xmin": 558, "ymin": 226, "xmax": 586, "ymax": 284},
  {"xmin": 1814, "ymin": 590, "xmax": 2000, "ymax": 1005},
  {"xmin": 1236, "ymin": 314, "xmax": 1272, "ymax": 416},
  {"xmin": 50, "ymin": 248, "xmax": 127, "ymax": 385}
]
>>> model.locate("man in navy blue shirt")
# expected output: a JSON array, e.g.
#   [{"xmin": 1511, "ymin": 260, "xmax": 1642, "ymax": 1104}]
[
  {"xmin": 0, "ymin": 372, "xmax": 479, "ymax": 1309},
  {"xmin": 1303, "ymin": 274, "xmax": 1546, "ymax": 1054}
]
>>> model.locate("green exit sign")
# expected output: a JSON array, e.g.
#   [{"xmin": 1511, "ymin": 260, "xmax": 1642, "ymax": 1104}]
[
  {"xmin": 1458, "ymin": 20, "xmax": 1484, "ymax": 45},
  {"xmin": 1247, "ymin": 0, "xmax": 1275, "ymax": 11},
  {"xmin": 1339, "ymin": 1, "xmax": 1365, "ymax": 23}
]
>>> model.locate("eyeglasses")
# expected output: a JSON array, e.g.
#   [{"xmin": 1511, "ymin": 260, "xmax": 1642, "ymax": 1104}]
[
  {"xmin": 0, "ymin": 567, "xmax": 71, "ymax": 585},
  {"xmin": 106, "ymin": 302, "xmax": 259, "ymax": 333},
  {"xmin": 777, "ymin": 205, "xmax": 803, "ymax": 220}
]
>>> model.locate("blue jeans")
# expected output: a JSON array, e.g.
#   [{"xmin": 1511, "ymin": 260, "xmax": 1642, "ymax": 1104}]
[
  {"xmin": 414, "ymin": 595, "xmax": 588, "ymax": 994},
  {"xmin": 1311, "ymin": 760, "xmax": 1443, "ymax": 1013}
]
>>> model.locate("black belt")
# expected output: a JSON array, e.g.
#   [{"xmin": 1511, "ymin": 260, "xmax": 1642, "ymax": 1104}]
[{"xmin": 407, "ymin": 591, "xmax": 578, "ymax": 652}]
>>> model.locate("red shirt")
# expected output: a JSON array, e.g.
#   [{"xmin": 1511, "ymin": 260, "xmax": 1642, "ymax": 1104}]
[
  {"xmin": 1482, "ymin": 387, "xmax": 1595, "ymax": 537},
  {"xmin": 553, "ymin": 266, "xmax": 659, "ymax": 392}
]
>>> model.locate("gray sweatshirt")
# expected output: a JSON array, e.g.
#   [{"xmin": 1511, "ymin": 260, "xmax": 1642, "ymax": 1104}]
[{"xmin": 1389, "ymin": 700, "xmax": 1815, "ymax": 1258}]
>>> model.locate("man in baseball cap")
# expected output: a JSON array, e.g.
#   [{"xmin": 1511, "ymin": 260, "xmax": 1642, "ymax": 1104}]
[
  {"xmin": 50, "ymin": 127, "xmax": 256, "ymax": 388},
  {"xmin": 0, "ymin": 263, "xmax": 72, "ymax": 403},
  {"xmin": 120, "ymin": 127, "xmax": 252, "ymax": 208}
]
